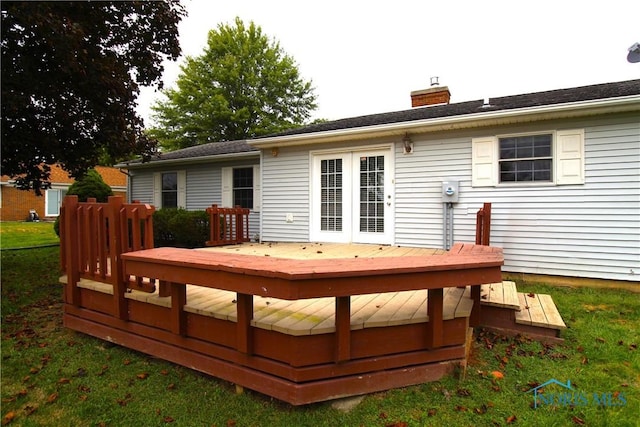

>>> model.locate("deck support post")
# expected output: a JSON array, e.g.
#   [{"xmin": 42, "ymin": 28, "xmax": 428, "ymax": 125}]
[
  {"xmin": 470, "ymin": 285, "xmax": 481, "ymax": 327},
  {"xmin": 427, "ymin": 288, "xmax": 443, "ymax": 349},
  {"xmin": 335, "ymin": 296, "xmax": 351, "ymax": 362},
  {"xmin": 170, "ymin": 282, "xmax": 186, "ymax": 336},
  {"xmin": 236, "ymin": 293, "xmax": 253, "ymax": 355}
]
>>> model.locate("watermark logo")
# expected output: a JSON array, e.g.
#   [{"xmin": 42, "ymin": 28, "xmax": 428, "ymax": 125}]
[{"xmin": 528, "ymin": 378, "xmax": 627, "ymax": 409}]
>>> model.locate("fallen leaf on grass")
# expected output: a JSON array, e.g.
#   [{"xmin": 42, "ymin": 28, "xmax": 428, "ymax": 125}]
[
  {"xmin": 385, "ymin": 423, "xmax": 407, "ymax": 427},
  {"xmin": 58, "ymin": 378, "xmax": 71, "ymax": 385},
  {"xmin": 136, "ymin": 373, "xmax": 149, "ymax": 380},
  {"xmin": 160, "ymin": 369, "xmax": 169, "ymax": 376},
  {"xmin": 491, "ymin": 371, "xmax": 504, "ymax": 379},
  {"xmin": 455, "ymin": 405, "xmax": 467, "ymax": 412},
  {"xmin": 427, "ymin": 408, "xmax": 437, "ymax": 417},
  {"xmin": 595, "ymin": 337, "xmax": 606, "ymax": 343},
  {"xmin": 506, "ymin": 414, "xmax": 517, "ymax": 423},
  {"xmin": 572, "ymin": 415, "xmax": 586, "ymax": 425},
  {"xmin": 46, "ymin": 392, "xmax": 58, "ymax": 404},
  {"xmin": 2, "ymin": 411, "xmax": 16, "ymax": 425},
  {"xmin": 226, "ymin": 420, "xmax": 236, "ymax": 427},
  {"xmin": 29, "ymin": 367, "xmax": 39, "ymax": 374},
  {"xmin": 163, "ymin": 416, "xmax": 175, "ymax": 423},
  {"xmin": 379, "ymin": 412, "xmax": 388, "ymax": 419},
  {"xmin": 123, "ymin": 359, "xmax": 131, "ymax": 365},
  {"xmin": 457, "ymin": 388, "xmax": 471, "ymax": 397},
  {"xmin": 167, "ymin": 383, "xmax": 176, "ymax": 390}
]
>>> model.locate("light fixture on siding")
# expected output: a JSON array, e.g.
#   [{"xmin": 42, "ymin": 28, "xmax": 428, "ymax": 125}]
[
  {"xmin": 402, "ymin": 133, "xmax": 413, "ymax": 154},
  {"xmin": 271, "ymin": 147, "xmax": 279, "ymax": 157}
]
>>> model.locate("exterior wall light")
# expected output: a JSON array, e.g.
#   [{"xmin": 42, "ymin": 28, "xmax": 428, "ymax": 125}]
[{"xmin": 402, "ymin": 133, "xmax": 413, "ymax": 154}]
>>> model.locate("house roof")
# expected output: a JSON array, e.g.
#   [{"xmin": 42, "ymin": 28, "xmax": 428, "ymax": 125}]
[
  {"xmin": 1, "ymin": 164, "xmax": 127, "ymax": 187},
  {"xmin": 119, "ymin": 78, "xmax": 640, "ymax": 166},
  {"xmin": 251, "ymin": 79, "xmax": 640, "ymax": 147},
  {"xmin": 119, "ymin": 139, "xmax": 258, "ymax": 169}
]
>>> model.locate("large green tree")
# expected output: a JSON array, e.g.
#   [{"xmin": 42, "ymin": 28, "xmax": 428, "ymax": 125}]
[
  {"xmin": 149, "ymin": 17, "xmax": 317, "ymax": 150},
  {"xmin": 1, "ymin": 1, "xmax": 185, "ymax": 194}
]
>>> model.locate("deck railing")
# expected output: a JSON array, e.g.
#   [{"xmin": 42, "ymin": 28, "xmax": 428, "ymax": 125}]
[
  {"xmin": 475, "ymin": 202, "xmax": 492, "ymax": 246},
  {"xmin": 471, "ymin": 202, "xmax": 492, "ymax": 326},
  {"xmin": 205, "ymin": 204, "xmax": 251, "ymax": 246},
  {"xmin": 60, "ymin": 195, "xmax": 156, "ymax": 315}
]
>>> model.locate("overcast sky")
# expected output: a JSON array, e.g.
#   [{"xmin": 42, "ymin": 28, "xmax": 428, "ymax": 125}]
[{"xmin": 137, "ymin": 0, "xmax": 640, "ymax": 126}]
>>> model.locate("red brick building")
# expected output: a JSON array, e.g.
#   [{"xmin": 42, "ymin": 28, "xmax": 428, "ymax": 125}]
[{"xmin": 1, "ymin": 165, "xmax": 127, "ymax": 221}]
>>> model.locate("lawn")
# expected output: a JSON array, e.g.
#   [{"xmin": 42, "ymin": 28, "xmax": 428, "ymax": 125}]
[
  {"xmin": 0, "ymin": 221, "xmax": 59, "ymax": 249},
  {"xmin": 1, "ymin": 240, "xmax": 638, "ymax": 425}
]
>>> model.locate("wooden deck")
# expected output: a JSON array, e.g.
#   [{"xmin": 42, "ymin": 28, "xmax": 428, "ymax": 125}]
[{"xmin": 59, "ymin": 199, "xmax": 566, "ymax": 405}]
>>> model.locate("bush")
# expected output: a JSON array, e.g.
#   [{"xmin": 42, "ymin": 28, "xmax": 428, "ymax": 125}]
[
  {"xmin": 153, "ymin": 208, "xmax": 209, "ymax": 248},
  {"xmin": 54, "ymin": 169, "xmax": 114, "ymax": 236},
  {"xmin": 67, "ymin": 169, "xmax": 114, "ymax": 202}
]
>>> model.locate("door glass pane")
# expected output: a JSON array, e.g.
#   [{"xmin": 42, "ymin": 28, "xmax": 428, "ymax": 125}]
[
  {"xmin": 320, "ymin": 159, "xmax": 342, "ymax": 231},
  {"xmin": 359, "ymin": 155, "xmax": 384, "ymax": 233}
]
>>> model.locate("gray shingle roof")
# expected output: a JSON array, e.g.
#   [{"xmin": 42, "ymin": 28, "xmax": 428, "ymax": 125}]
[
  {"xmin": 257, "ymin": 79, "xmax": 640, "ymax": 138},
  {"xmin": 124, "ymin": 139, "xmax": 258, "ymax": 166},
  {"xmin": 126, "ymin": 79, "xmax": 639, "ymax": 165}
]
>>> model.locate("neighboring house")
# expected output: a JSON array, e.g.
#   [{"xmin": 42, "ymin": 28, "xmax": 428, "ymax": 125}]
[
  {"xmin": 0, "ymin": 165, "xmax": 127, "ymax": 221},
  {"xmin": 121, "ymin": 79, "xmax": 640, "ymax": 283},
  {"xmin": 117, "ymin": 140, "xmax": 261, "ymax": 239}
]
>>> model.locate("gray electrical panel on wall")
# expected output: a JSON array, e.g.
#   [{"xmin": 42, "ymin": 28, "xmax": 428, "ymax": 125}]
[{"xmin": 442, "ymin": 180, "xmax": 459, "ymax": 203}]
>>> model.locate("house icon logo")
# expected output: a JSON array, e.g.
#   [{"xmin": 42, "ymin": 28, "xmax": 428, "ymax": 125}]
[{"xmin": 527, "ymin": 379, "xmax": 574, "ymax": 409}]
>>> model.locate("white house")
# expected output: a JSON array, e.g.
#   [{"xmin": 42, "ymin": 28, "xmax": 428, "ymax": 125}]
[{"xmin": 120, "ymin": 79, "xmax": 640, "ymax": 283}]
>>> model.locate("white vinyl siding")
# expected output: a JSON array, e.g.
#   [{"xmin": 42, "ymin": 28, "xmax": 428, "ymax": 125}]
[
  {"xmin": 394, "ymin": 117, "xmax": 639, "ymax": 282},
  {"xmin": 261, "ymin": 147, "xmax": 310, "ymax": 242},
  {"xmin": 130, "ymin": 161, "xmax": 260, "ymax": 239}
]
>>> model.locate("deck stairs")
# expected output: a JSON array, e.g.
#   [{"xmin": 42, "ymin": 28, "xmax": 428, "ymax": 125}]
[{"xmin": 478, "ymin": 281, "xmax": 566, "ymax": 341}]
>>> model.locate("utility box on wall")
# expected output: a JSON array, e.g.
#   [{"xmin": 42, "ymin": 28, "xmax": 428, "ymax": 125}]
[{"xmin": 442, "ymin": 180, "xmax": 459, "ymax": 203}]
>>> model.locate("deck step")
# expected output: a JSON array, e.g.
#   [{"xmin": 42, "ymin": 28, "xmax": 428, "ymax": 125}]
[
  {"xmin": 514, "ymin": 292, "xmax": 566, "ymax": 330},
  {"xmin": 480, "ymin": 281, "xmax": 520, "ymax": 310}
]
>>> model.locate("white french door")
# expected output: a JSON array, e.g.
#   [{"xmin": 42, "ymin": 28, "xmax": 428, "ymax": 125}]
[{"xmin": 311, "ymin": 148, "xmax": 393, "ymax": 244}]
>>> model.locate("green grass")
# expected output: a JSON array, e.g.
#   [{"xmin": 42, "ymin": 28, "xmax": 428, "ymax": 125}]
[
  {"xmin": 1, "ymin": 244, "xmax": 638, "ymax": 426},
  {"xmin": 0, "ymin": 222, "xmax": 59, "ymax": 249}
]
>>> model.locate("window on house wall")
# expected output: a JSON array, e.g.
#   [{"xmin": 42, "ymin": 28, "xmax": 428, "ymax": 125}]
[
  {"xmin": 222, "ymin": 166, "xmax": 260, "ymax": 211},
  {"xmin": 499, "ymin": 134, "xmax": 552, "ymax": 182},
  {"xmin": 162, "ymin": 172, "xmax": 178, "ymax": 208},
  {"xmin": 232, "ymin": 167, "xmax": 253, "ymax": 209},
  {"xmin": 153, "ymin": 171, "xmax": 185, "ymax": 208},
  {"xmin": 472, "ymin": 129, "xmax": 584, "ymax": 187},
  {"xmin": 45, "ymin": 188, "xmax": 67, "ymax": 216}
]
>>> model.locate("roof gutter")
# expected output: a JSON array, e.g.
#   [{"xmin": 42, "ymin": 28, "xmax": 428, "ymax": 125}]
[
  {"xmin": 116, "ymin": 150, "xmax": 259, "ymax": 170},
  {"xmin": 249, "ymin": 95, "xmax": 640, "ymax": 148}
]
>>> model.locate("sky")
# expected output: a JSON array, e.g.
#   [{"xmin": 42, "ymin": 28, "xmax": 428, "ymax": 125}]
[{"xmin": 136, "ymin": 0, "xmax": 640, "ymax": 126}]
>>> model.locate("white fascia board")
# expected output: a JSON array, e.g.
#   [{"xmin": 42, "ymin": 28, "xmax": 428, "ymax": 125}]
[
  {"xmin": 116, "ymin": 150, "xmax": 260, "ymax": 170},
  {"xmin": 250, "ymin": 96, "xmax": 640, "ymax": 148}
]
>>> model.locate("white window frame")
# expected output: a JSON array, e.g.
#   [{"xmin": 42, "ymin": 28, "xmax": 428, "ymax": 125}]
[
  {"xmin": 221, "ymin": 165, "xmax": 261, "ymax": 211},
  {"xmin": 45, "ymin": 187, "xmax": 68, "ymax": 217},
  {"xmin": 153, "ymin": 171, "xmax": 186, "ymax": 208},
  {"xmin": 471, "ymin": 129, "xmax": 585, "ymax": 187}
]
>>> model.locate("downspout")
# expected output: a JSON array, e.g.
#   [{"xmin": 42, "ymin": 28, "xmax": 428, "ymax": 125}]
[{"xmin": 119, "ymin": 168, "xmax": 132, "ymax": 203}]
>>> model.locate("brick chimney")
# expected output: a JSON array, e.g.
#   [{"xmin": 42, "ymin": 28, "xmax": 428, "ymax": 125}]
[{"xmin": 410, "ymin": 84, "xmax": 451, "ymax": 107}]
